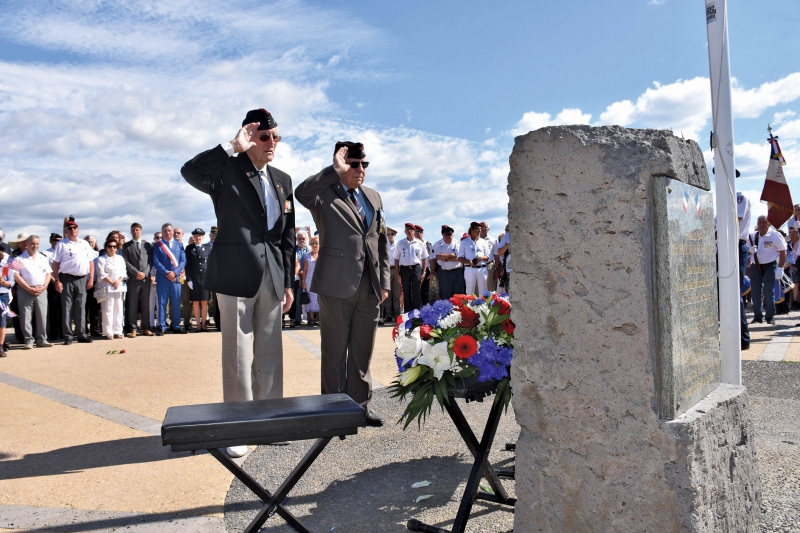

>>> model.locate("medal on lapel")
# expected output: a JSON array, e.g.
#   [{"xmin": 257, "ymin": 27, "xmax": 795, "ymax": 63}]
[
  {"xmin": 284, "ymin": 200, "xmax": 293, "ymax": 213},
  {"xmin": 377, "ymin": 208, "xmax": 386, "ymax": 234}
]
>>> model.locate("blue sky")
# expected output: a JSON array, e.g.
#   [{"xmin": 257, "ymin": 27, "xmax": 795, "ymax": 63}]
[{"xmin": 1, "ymin": 0, "xmax": 798, "ymax": 242}]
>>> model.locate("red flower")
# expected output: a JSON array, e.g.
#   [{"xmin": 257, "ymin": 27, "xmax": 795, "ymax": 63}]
[
  {"xmin": 500, "ymin": 319, "xmax": 515, "ymax": 335},
  {"xmin": 419, "ymin": 325, "xmax": 433, "ymax": 340},
  {"xmin": 392, "ymin": 325, "xmax": 400, "ymax": 341},
  {"xmin": 396, "ymin": 316, "xmax": 404, "ymax": 325},
  {"xmin": 453, "ymin": 335, "xmax": 478, "ymax": 359},
  {"xmin": 458, "ymin": 307, "xmax": 480, "ymax": 329},
  {"xmin": 493, "ymin": 298, "xmax": 510, "ymax": 316}
]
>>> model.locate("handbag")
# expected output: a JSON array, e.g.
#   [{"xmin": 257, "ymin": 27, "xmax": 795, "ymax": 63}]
[
  {"xmin": 300, "ymin": 291, "xmax": 311, "ymax": 305},
  {"xmin": 94, "ymin": 285, "xmax": 108, "ymax": 303}
]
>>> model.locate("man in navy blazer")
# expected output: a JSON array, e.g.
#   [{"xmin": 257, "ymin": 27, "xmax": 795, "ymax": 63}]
[
  {"xmin": 181, "ymin": 108, "xmax": 295, "ymax": 458},
  {"xmin": 152, "ymin": 223, "xmax": 187, "ymax": 334}
]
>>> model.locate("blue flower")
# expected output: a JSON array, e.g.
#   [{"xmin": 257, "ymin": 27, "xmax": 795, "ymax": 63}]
[
  {"xmin": 419, "ymin": 300, "xmax": 454, "ymax": 326},
  {"xmin": 396, "ymin": 355, "xmax": 411, "ymax": 373},
  {"xmin": 482, "ymin": 290, "xmax": 492, "ymax": 298},
  {"xmin": 469, "ymin": 339, "xmax": 513, "ymax": 382}
]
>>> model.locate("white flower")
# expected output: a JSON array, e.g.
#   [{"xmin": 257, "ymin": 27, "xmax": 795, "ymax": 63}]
[
  {"xmin": 416, "ymin": 342, "xmax": 455, "ymax": 380},
  {"xmin": 395, "ymin": 328, "xmax": 422, "ymax": 366},
  {"xmin": 398, "ymin": 365, "xmax": 423, "ymax": 386},
  {"xmin": 437, "ymin": 310, "xmax": 462, "ymax": 329}
]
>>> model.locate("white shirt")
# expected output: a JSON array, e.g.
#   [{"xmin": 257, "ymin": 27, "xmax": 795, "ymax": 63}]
[
  {"xmin": 393, "ymin": 237, "xmax": 428, "ymax": 266},
  {"xmin": 458, "ymin": 237, "xmax": 491, "ymax": 266},
  {"xmin": 18, "ymin": 251, "xmax": 52, "ymax": 287},
  {"xmin": 482, "ymin": 235, "xmax": 496, "ymax": 261},
  {"xmin": 222, "ymin": 141, "xmax": 281, "ymax": 230},
  {"xmin": 750, "ymin": 227, "xmax": 786, "ymax": 265},
  {"xmin": 432, "ymin": 238, "xmax": 461, "ymax": 270},
  {"xmin": 736, "ymin": 192, "xmax": 751, "ymax": 241},
  {"xmin": 498, "ymin": 232, "xmax": 512, "ymax": 272},
  {"xmin": 96, "ymin": 254, "xmax": 128, "ymax": 291},
  {"xmin": 388, "ymin": 241, "xmax": 397, "ymax": 266},
  {"xmin": 52, "ymin": 238, "xmax": 96, "ymax": 276}
]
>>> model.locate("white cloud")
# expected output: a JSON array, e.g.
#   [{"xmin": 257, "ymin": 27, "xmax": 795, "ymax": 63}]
[
  {"xmin": 509, "ymin": 108, "xmax": 592, "ymax": 136},
  {"xmin": 772, "ymin": 110, "xmax": 796, "ymax": 125}
]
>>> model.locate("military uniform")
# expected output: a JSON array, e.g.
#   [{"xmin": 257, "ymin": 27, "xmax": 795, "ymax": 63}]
[
  {"xmin": 458, "ymin": 229, "xmax": 491, "ymax": 297},
  {"xmin": 393, "ymin": 224, "xmax": 428, "ymax": 312},
  {"xmin": 432, "ymin": 227, "xmax": 464, "ymax": 300},
  {"xmin": 186, "ymin": 241, "xmax": 212, "ymax": 301}
]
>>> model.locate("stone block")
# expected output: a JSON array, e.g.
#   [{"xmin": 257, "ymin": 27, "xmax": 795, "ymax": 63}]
[{"xmin": 508, "ymin": 125, "xmax": 761, "ymax": 532}]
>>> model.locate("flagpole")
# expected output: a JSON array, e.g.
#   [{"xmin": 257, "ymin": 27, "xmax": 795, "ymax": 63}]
[{"xmin": 705, "ymin": 0, "xmax": 740, "ymax": 385}]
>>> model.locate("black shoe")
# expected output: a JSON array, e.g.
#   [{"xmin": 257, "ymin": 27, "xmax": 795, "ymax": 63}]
[
  {"xmin": 78, "ymin": 337, "xmax": 93, "ymax": 343},
  {"xmin": 63, "ymin": 339, "xmax": 73, "ymax": 345},
  {"xmin": 766, "ymin": 319, "xmax": 775, "ymax": 325},
  {"xmin": 154, "ymin": 329, "xmax": 164, "ymax": 336},
  {"xmin": 741, "ymin": 343, "xmax": 750, "ymax": 351},
  {"xmin": 365, "ymin": 411, "xmax": 384, "ymax": 427},
  {"xmin": 173, "ymin": 328, "xmax": 187, "ymax": 334},
  {"xmin": 750, "ymin": 319, "xmax": 763, "ymax": 324}
]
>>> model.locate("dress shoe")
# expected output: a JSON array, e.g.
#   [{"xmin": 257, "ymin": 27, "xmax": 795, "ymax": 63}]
[
  {"xmin": 741, "ymin": 343, "xmax": 750, "ymax": 350},
  {"xmin": 127, "ymin": 330, "xmax": 137, "ymax": 338},
  {"xmin": 142, "ymin": 329, "xmax": 154, "ymax": 336},
  {"xmin": 154, "ymin": 329, "xmax": 164, "ymax": 336},
  {"xmin": 750, "ymin": 319, "xmax": 763, "ymax": 324},
  {"xmin": 226, "ymin": 445, "xmax": 249, "ymax": 458},
  {"xmin": 766, "ymin": 319, "xmax": 775, "ymax": 325},
  {"xmin": 268, "ymin": 441, "xmax": 292, "ymax": 446},
  {"xmin": 174, "ymin": 328, "xmax": 187, "ymax": 334},
  {"xmin": 78, "ymin": 337, "xmax": 93, "ymax": 343},
  {"xmin": 24, "ymin": 343, "xmax": 33, "ymax": 350},
  {"xmin": 36, "ymin": 340, "xmax": 53, "ymax": 348},
  {"xmin": 0, "ymin": 348, "xmax": 6, "ymax": 357},
  {"xmin": 106, "ymin": 335, "xmax": 114, "ymax": 340},
  {"xmin": 114, "ymin": 334, "xmax": 124, "ymax": 339},
  {"xmin": 63, "ymin": 339, "xmax": 73, "ymax": 345},
  {"xmin": 365, "ymin": 411, "xmax": 384, "ymax": 427}
]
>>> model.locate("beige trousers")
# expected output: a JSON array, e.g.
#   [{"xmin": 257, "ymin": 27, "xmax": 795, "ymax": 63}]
[{"xmin": 218, "ymin": 267, "xmax": 283, "ymax": 403}]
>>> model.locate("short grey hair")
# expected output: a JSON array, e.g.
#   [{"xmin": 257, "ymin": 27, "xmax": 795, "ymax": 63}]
[
  {"xmin": 26, "ymin": 235, "xmax": 40, "ymax": 243},
  {"xmin": 757, "ymin": 215, "xmax": 768, "ymax": 222},
  {"xmin": 296, "ymin": 231, "xmax": 308, "ymax": 240}
]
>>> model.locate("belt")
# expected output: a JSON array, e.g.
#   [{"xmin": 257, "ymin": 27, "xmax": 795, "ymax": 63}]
[
  {"xmin": 760, "ymin": 261, "xmax": 777, "ymax": 268},
  {"xmin": 60, "ymin": 272, "xmax": 86, "ymax": 279},
  {"xmin": 465, "ymin": 264, "xmax": 487, "ymax": 269},
  {"xmin": 441, "ymin": 267, "xmax": 462, "ymax": 271},
  {"xmin": 399, "ymin": 265, "xmax": 420, "ymax": 269}
]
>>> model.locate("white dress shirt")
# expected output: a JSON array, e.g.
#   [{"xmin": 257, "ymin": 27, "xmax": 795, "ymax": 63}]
[{"xmin": 18, "ymin": 251, "xmax": 52, "ymax": 287}]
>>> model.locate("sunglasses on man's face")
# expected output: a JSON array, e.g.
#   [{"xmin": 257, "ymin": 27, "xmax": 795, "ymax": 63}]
[
  {"xmin": 349, "ymin": 161, "xmax": 369, "ymax": 169},
  {"xmin": 106, "ymin": 245, "xmax": 117, "ymax": 249},
  {"xmin": 259, "ymin": 134, "xmax": 282, "ymax": 143}
]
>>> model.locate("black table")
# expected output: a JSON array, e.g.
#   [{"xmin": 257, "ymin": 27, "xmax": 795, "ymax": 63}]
[{"xmin": 407, "ymin": 377, "xmax": 516, "ymax": 533}]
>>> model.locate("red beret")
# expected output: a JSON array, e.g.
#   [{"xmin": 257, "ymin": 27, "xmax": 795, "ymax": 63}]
[{"xmin": 404, "ymin": 222, "xmax": 415, "ymax": 229}]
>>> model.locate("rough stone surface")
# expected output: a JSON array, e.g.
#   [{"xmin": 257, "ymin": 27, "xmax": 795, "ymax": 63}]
[{"xmin": 508, "ymin": 126, "xmax": 761, "ymax": 532}]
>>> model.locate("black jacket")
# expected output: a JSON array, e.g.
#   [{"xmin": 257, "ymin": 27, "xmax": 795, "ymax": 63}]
[{"xmin": 181, "ymin": 145, "xmax": 296, "ymax": 299}]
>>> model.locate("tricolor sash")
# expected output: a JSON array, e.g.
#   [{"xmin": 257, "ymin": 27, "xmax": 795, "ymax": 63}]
[{"xmin": 158, "ymin": 240, "xmax": 179, "ymax": 269}]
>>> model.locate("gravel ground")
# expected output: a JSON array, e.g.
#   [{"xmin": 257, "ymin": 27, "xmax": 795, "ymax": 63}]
[
  {"xmin": 742, "ymin": 361, "xmax": 800, "ymax": 533},
  {"xmin": 224, "ymin": 389, "xmax": 518, "ymax": 533}
]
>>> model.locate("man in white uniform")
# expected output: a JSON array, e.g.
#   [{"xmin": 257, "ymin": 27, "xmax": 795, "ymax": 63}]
[
  {"xmin": 432, "ymin": 225, "xmax": 464, "ymax": 300},
  {"xmin": 15, "ymin": 236, "xmax": 53, "ymax": 348},
  {"xmin": 52, "ymin": 217, "xmax": 96, "ymax": 344},
  {"xmin": 748, "ymin": 215, "xmax": 786, "ymax": 325},
  {"xmin": 480, "ymin": 221, "xmax": 497, "ymax": 292},
  {"xmin": 393, "ymin": 222, "xmax": 428, "ymax": 311},
  {"xmin": 458, "ymin": 221, "xmax": 492, "ymax": 296}
]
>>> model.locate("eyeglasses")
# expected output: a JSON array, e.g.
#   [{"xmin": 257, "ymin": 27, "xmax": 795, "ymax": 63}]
[
  {"xmin": 349, "ymin": 161, "xmax": 369, "ymax": 169},
  {"xmin": 311, "ymin": 242, "xmax": 319, "ymax": 246},
  {"xmin": 106, "ymin": 245, "xmax": 117, "ymax": 249},
  {"xmin": 259, "ymin": 134, "xmax": 282, "ymax": 143}
]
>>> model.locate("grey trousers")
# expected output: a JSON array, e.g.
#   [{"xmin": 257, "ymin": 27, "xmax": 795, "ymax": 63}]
[
  {"xmin": 218, "ymin": 267, "xmax": 283, "ymax": 403},
  {"xmin": 126, "ymin": 278, "xmax": 152, "ymax": 331},
  {"xmin": 18, "ymin": 289, "xmax": 48, "ymax": 345},
  {"xmin": 60, "ymin": 273, "xmax": 88, "ymax": 340},
  {"xmin": 318, "ymin": 270, "xmax": 380, "ymax": 407}
]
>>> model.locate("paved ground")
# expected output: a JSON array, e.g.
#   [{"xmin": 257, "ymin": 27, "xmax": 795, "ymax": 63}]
[{"xmin": 0, "ymin": 307, "xmax": 798, "ymax": 532}]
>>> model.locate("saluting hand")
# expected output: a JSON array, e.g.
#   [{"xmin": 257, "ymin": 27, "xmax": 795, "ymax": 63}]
[
  {"xmin": 333, "ymin": 146, "xmax": 349, "ymax": 177},
  {"xmin": 231, "ymin": 122, "xmax": 260, "ymax": 153}
]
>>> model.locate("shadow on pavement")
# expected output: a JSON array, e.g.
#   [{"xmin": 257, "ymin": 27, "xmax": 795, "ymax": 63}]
[{"xmin": 0, "ymin": 436, "xmax": 189, "ymax": 480}]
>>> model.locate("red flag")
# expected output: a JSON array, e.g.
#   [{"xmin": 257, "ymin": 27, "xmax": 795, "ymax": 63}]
[{"xmin": 760, "ymin": 132, "xmax": 793, "ymax": 228}]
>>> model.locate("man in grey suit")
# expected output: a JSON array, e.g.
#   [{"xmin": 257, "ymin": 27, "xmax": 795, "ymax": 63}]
[
  {"xmin": 296, "ymin": 141, "xmax": 389, "ymax": 427},
  {"xmin": 121, "ymin": 222, "xmax": 154, "ymax": 337},
  {"xmin": 181, "ymin": 108, "xmax": 296, "ymax": 457}
]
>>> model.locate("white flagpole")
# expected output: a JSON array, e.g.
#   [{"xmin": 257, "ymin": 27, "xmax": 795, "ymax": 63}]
[{"xmin": 705, "ymin": 0, "xmax": 740, "ymax": 385}]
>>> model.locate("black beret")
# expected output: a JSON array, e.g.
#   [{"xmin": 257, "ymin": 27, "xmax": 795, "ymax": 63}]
[
  {"xmin": 50, "ymin": 233, "xmax": 62, "ymax": 240},
  {"xmin": 192, "ymin": 228, "xmax": 205, "ymax": 235},
  {"xmin": 242, "ymin": 108, "xmax": 278, "ymax": 130},
  {"xmin": 334, "ymin": 141, "xmax": 366, "ymax": 159},
  {"xmin": 441, "ymin": 225, "xmax": 454, "ymax": 234},
  {"xmin": 469, "ymin": 221, "xmax": 482, "ymax": 230}
]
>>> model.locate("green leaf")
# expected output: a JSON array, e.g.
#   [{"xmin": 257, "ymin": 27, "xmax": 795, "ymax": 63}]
[
  {"xmin": 415, "ymin": 494, "xmax": 434, "ymax": 503},
  {"xmin": 480, "ymin": 484, "xmax": 495, "ymax": 495},
  {"xmin": 411, "ymin": 481, "xmax": 432, "ymax": 488}
]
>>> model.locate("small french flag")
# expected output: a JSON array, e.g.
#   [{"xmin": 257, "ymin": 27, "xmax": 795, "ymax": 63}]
[
  {"xmin": 682, "ymin": 191, "xmax": 690, "ymax": 213},
  {"xmin": 0, "ymin": 300, "xmax": 16, "ymax": 318},
  {"xmin": 695, "ymin": 194, "xmax": 702, "ymax": 216}
]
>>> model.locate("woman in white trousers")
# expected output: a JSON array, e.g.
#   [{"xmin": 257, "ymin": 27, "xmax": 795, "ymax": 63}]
[{"xmin": 96, "ymin": 238, "xmax": 128, "ymax": 339}]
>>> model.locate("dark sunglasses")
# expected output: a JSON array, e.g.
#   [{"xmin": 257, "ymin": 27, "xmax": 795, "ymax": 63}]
[
  {"xmin": 106, "ymin": 244, "xmax": 117, "ymax": 249},
  {"xmin": 259, "ymin": 134, "xmax": 282, "ymax": 143},
  {"xmin": 349, "ymin": 161, "xmax": 369, "ymax": 169}
]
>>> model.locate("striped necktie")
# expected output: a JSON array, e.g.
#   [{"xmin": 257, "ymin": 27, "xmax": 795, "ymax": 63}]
[{"xmin": 348, "ymin": 189, "xmax": 366, "ymax": 224}]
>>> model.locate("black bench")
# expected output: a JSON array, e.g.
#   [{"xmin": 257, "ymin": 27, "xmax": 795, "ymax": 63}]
[{"xmin": 162, "ymin": 393, "xmax": 366, "ymax": 533}]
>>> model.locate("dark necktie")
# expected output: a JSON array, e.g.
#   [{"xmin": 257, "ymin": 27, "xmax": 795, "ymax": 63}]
[
  {"xmin": 348, "ymin": 189, "xmax": 366, "ymax": 224},
  {"xmin": 135, "ymin": 241, "xmax": 140, "ymax": 252}
]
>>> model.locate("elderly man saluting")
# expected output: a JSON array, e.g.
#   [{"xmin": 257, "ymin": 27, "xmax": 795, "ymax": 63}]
[
  {"xmin": 182, "ymin": 109, "xmax": 296, "ymax": 458},
  {"xmin": 296, "ymin": 142, "xmax": 390, "ymax": 427}
]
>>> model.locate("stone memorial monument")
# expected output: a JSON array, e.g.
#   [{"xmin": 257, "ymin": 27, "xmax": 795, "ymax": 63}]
[{"xmin": 509, "ymin": 126, "xmax": 761, "ymax": 532}]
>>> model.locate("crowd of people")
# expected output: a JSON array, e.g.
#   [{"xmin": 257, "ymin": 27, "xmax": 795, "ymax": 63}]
[{"xmin": 0, "ymin": 220, "xmax": 219, "ymax": 357}]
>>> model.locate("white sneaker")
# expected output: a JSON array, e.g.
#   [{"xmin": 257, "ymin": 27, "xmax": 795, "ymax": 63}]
[{"xmin": 226, "ymin": 445, "xmax": 249, "ymax": 458}]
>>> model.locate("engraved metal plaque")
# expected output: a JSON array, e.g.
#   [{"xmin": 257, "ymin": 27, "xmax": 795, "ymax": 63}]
[{"xmin": 652, "ymin": 178, "xmax": 721, "ymax": 419}]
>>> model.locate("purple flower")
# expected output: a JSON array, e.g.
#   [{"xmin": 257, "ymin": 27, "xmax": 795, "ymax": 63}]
[
  {"xmin": 482, "ymin": 290, "xmax": 492, "ymax": 298},
  {"xmin": 396, "ymin": 355, "xmax": 411, "ymax": 373},
  {"xmin": 419, "ymin": 300, "xmax": 454, "ymax": 326},
  {"xmin": 469, "ymin": 339, "xmax": 514, "ymax": 382}
]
